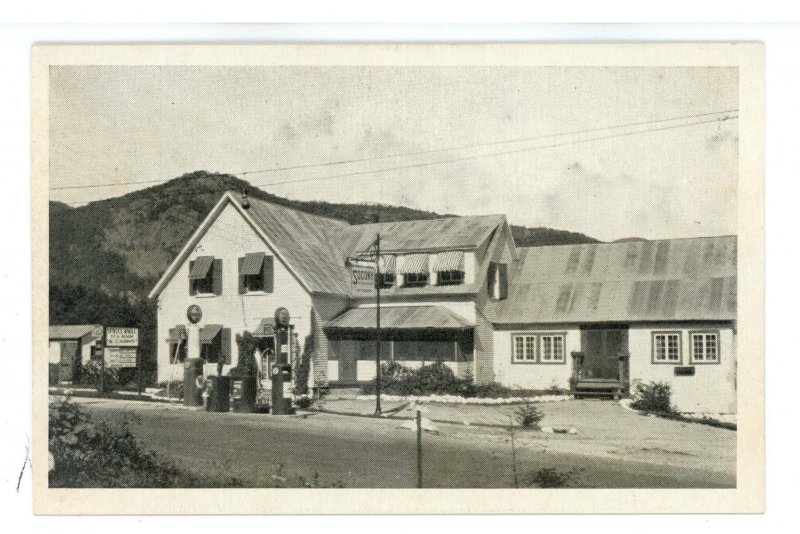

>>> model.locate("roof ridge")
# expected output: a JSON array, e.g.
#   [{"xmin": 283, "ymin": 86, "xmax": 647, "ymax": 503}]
[
  {"xmin": 348, "ymin": 213, "xmax": 505, "ymax": 228},
  {"xmin": 229, "ymin": 190, "xmax": 350, "ymax": 226},
  {"xmin": 517, "ymin": 234, "xmax": 737, "ymax": 252}
]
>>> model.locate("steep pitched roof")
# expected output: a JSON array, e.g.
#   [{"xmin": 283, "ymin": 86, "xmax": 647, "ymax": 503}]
[
  {"xmin": 149, "ymin": 192, "xmax": 506, "ymax": 298},
  {"xmin": 489, "ymin": 236, "xmax": 737, "ymax": 324}
]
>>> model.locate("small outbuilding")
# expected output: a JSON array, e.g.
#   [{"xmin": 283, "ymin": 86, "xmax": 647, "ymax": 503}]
[{"xmin": 49, "ymin": 324, "xmax": 102, "ymax": 385}]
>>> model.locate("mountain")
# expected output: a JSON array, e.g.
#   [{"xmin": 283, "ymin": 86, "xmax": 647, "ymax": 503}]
[{"xmin": 49, "ymin": 171, "xmax": 600, "ymax": 299}]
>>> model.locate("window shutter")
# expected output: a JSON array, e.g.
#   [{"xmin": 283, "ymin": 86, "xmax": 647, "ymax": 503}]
[
  {"xmin": 498, "ymin": 263, "xmax": 508, "ymax": 300},
  {"xmin": 212, "ymin": 258, "xmax": 223, "ymax": 295},
  {"xmin": 238, "ymin": 257, "xmax": 245, "ymax": 294},
  {"xmin": 221, "ymin": 328, "xmax": 232, "ymax": 364},
  {"xmin": 189, "ymin": 260, "xmax": 197, "ymax": 296},
  {"xmin": 263, "ymin": 255, "xmax": 274, "ymax": 293},
  {"xmin": 487, "ymin": 262, "xmax": 496, "ymax": 296}
]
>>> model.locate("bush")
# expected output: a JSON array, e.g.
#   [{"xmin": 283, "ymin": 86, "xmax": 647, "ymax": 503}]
[
  {"xmin": 630, "ymin": 381, "xmax": 675, "ymax": 414},
  {"xmin": 526, "ymin": 467, "xmax": 579, "ymax": 488},
  {"xmin": 362, "ymin": 361, "xmax": 474, "ymax": 397},
  {"xmin": 49, "ymin": 396, "xmax": 239, "ymax": 487},
  {"xmin": 156, "ymin": 380, "xmax": 184, "ymax": 399},
  {"xmin": 294, "ymin": 394, "xmax": 312, "ymax": 409},
  {"xmin": 81, "ymin": 360, "xmax": 120, "ymax": 392},
  {"xmin": 514, "ymin": 402, "xmax": 544, "ymax": 428}
]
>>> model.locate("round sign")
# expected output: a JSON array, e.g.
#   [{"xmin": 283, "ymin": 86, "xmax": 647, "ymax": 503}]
[
  {"xmin": 187, "ymin": 304, "xmax": 203, "ymax": 324},
  {"xmin": 91, "ymin": 325, "xmax": 104, "ymax": 340},
  {"xmin": 274, "ymin": 307, "xmax": 291, "ymax": 327}
]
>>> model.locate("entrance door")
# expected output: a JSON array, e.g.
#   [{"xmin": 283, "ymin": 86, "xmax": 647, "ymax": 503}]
[
  {"xmin": 338, "ymin": 340, "xmax": 358, "ymax": 384},
  {"xmin": 581, "ymin": 328, "xmax": 628, "ymax": 379},
  {"xmin": 59, "ymin": 341, "xmax": 80, "ymax": 383}
]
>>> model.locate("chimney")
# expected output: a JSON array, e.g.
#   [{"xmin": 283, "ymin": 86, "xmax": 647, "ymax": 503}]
[{"xmin": 241, "ymin": 189, "xmax": 250, "ymax": 210}]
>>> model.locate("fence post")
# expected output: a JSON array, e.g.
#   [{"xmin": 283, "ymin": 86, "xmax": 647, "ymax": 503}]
[{"xmin": 416, "ymin": 410, "xmax": 422, "ymax": 488}]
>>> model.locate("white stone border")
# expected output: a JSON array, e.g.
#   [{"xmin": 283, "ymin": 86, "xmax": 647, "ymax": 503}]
[{"xmin": 355, "ymin": 393, "xmax": 572, "ymax": 405}]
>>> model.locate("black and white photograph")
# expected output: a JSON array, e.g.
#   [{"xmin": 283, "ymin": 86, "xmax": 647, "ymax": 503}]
[{"xmin": 32, "ymin": 43, "xmax": 764, "ymax": 514}]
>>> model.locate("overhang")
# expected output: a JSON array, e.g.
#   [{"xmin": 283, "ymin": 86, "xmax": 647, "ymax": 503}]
[{"xmin": 324, "ymin": 305, "xmax": 473, "ymax": 331}]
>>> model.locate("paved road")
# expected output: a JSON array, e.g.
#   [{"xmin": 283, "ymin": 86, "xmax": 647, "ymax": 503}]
[{"xmin": 74, "ymin": 397, "xmax": 735, "ymax": 488}]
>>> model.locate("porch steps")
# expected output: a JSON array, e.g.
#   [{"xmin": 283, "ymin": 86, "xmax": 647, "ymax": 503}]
[{"xmin": 571, "ymin": 379, "xmax": 624, "ymax": 400}]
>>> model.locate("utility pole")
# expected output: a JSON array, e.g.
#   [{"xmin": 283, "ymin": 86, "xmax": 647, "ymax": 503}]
[{"xmin": 374, "ymin": 232, "xmax": 382, "ymax": 416}]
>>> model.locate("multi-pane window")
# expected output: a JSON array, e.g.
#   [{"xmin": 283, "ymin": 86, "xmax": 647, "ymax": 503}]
[
  {"xmin": 512, "ymin": 333, "xmax": 566, "ymax": 363},
  {"xmin": 653, "ymin": 332, "xmax": 681, "ymax": 363},
  {"xmin": 403, "ymin": 272, "xmax": 429, "ymax": 287},
  {"xmin": 512, "ymin": 334, "xmax": 536, "ymax": 362},
  {"xmin": 437, "ymin": 270, "xmax": 465, "ymax": 286},
  {"xmin": 541, "ymin": 335, "xmax": 565, "ymax": 362},
  {"xmin": 691, "ymin": 332, "xmax": 720, "ymax": 363}
]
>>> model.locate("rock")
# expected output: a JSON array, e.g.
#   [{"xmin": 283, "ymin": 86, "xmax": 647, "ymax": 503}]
[
  {"xmin": 540, "ymin": 426, "xmax": 554, "ymax": 433},
  {"xmin": 463, "ymin": 420, "xmax": 471, "ymax": 426},
  {"xmin": 400, "ymin": 417, "xmax": 438, "ymax": 433},
  {"xmin": 568, "ymin": 427, "xmax": 578, "ymax": 435}
]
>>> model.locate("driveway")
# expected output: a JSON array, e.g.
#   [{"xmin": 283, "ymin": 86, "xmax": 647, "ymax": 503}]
[{"xmin": 64, "ymin": 396, "xmax": 735, "ymax": 488}]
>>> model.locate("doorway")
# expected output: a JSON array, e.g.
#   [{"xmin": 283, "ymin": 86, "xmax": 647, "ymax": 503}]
[{"xmin": 580, "ymin": 327, "xmax": 628, "ymax": 379}]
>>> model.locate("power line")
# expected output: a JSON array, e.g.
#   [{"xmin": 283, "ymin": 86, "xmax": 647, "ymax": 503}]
[
  {"xmin": 48, "ymin": 108, "xmax": 737, "ymax": 192},
  {"xmin": 234, "ymin": 108, "xmax": 737, "ymax": 177},
  {"xmin": 253, "ymin": 114, "xmax": 738, "ymax": 189}
]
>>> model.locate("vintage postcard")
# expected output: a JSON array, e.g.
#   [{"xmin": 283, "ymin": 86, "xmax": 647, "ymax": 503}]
[{"xmin": 32, "ymin": 43, "xmax": 764, "ymax": 514}]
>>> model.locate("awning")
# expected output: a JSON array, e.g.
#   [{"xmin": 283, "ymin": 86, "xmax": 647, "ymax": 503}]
[
  {"xmin": 240, "ymin": 252, "xmax": 265, "ymax": 276},
  {"xmin": 189, "ymin": 256, "xmax": 214, "ymax": 280},
  {"xmin": 199, "ymin": 324, "xmax": 223, "ymax": 343},
  {"xmin": 398, "ymin": 254, "xmax": 429, "ymax": 274},
  {"xmin": 379, "ymin": 255, "xmax": 396, "ymax": 274},
  {"xmin": 166, "ymin": 325, "xmax": 187, "ymax": 343},
  {"xmin": 433, "ymin": 250, "xmax": 465, "ymax": 271},
  {"xmin": 252, "ymin": 318, "xmax": 276, "ymax": 337},
  {"xmin": 325, "ymin": 305, "xmax": 473, "ymax": 331}
]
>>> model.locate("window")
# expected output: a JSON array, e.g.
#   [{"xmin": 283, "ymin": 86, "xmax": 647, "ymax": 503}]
[
  {"xmin": 403, "ymin": 272, "xmax": 429, "ymax": 287},
  {"xmin": 690, "ymin": 332, "xmax": 720, "ymax": 363},
  {"xmin": 488, "ymin": 262, "xmax": 508, "ymax": 299},
  {"xmin": 652, "ymin": 332, "xmax": 682, "ymax": 363},
  {"xmin": 189, "ymin": 256, "xmax": 221, "ymax": 296},
  {"xmin": 512, "ymin": 334, "xmax": 537, "ymax": 363},
  {"xmin": 239, "ymin": 253, "xmax": 274, "ymax": 294},
  {"xmin": 540, "ymin": 335, "xmax": 565, "ymax": 362},
  {"xmin": 437, "ymin": 270, "xmax": 465, "ymax": 286},
  {"xmin": 381, "ymin": 273, "xmax": 396, "ymax": 287},
  {"xmin": 199, "ymin": 324, "xmax": 225, "ymax": 364},
  {"xmin": 167, "ymin": 326, "xmax": 187, "ymax": 363}
]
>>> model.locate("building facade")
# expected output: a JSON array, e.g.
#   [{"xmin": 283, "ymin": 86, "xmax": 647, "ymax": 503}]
[{"xmin": 149, "ymin": 192, "xmax": 737, "ymax": 413}]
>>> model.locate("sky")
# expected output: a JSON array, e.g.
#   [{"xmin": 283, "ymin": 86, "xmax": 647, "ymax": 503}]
[{"xmin": 49, "ymin": 65, "xmax": 738, "ymax": 242}]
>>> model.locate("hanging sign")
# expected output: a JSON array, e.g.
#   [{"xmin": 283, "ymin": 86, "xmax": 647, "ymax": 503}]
[
  {"xmin": 349, "ymin": 259, "xmax": 376, "ymax": 296},
  {"xmin": 105, "ymin": 327, "xmax": 139, "ymax": 347},
  {"xmin": 104, "ymin": 347, "xmax": 137, "ymax": 368}
]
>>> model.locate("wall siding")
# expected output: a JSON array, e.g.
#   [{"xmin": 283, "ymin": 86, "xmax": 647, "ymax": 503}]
[{"xmin": 156, "ymin": 203, "xmax": 313, "ymax": 383}]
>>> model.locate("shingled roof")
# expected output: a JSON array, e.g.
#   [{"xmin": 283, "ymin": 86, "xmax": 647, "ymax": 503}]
[{"xmin": 489, "ymin": 236, "xmax": 737, "ymax": 324}]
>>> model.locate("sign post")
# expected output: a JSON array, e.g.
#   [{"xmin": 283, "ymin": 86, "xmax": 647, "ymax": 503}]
[{"xmin": 104, "ymin": 327, "xmax": 140, "ymax": 394}]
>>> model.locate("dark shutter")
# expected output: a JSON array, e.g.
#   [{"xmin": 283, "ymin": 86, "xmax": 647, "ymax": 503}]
[
  {"xmin": 498, "ymin": 263, "xmax": 508, "ymax": 300},
  {"xmin": 487, "ymin": 262, "xmax": 496, "ymax": 296},
  {"xmin": 189, "ymin": 260, "xmax": 197, "ymax": 296},
  {"xmin": 263, "ymin": 255, "xmax": 274, "ymax": 293},
  {"xmin": 212, "ymin": 258, "xmax": 223, "ymax": 295},
  {"xmin": 238, "ymin": 257, "xmax": 245, "ymax": 294},
  {"xmin": 221, "ymin": 328, "xmax": 232, "ymax": 364}
]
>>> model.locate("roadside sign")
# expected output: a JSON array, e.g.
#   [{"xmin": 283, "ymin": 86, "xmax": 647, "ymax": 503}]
[
  {"xmin": 104, "ymin": 347, "xmax": 137, "ymax": 368},
  {"xmin": 106, "ymin": 327, "xmax": 139, "ymax": 347}
]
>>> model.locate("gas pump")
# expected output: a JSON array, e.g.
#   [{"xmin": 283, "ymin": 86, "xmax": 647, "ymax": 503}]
[{"xmin": 270, "ymin": 307, "xmax": 294, "ymax": 415}]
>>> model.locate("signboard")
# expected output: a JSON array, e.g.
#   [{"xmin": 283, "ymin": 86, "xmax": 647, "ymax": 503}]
[
  {"xmin": 106, "ymin": 327, "xmax": 139, "ymax": 347},
  {"xmin": 91, "ymin": 325, "xmax": 104, "ymax": 340},
  {"xmin": 349, "ymin": 259, "xmax": 376, "ymax": 296},
  {"xmin": 231, "ymin": 379, "xmax": 243, "ymax": 400},
  {"xmin": 104, "ymin": 347, "xmax": 137, "ymax": 368}
]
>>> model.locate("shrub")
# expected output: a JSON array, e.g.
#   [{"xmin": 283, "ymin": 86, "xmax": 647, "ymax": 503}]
[
  {"xmin": 156, "ymin": 380, "xmax": 184, "ymax": 399},
  {"xmin": 293, "ymin": 334, "xmax": 313, "ymax": 396},
  {"xmin": 81, "ymin": 360, "xmax": 120, "ymax": 392},
  {"xmin": 526, "ymin": 467, "xmax": 577, "ymax": 488},
  {"xmin": 294, "ymin": 394, "xmax": 312, "ymax": 409},
  {"xmin": 514, "ymin": 402, "xmax": 544, "ymax": 428},
  {"xmin": 49, "ymin": 396, "xmax": 244, "ymax": 487},
  {"xmin": 630, "ymin": 381, "xmax": 675, "ymax": 414},
  {"xmin": 471, "ymin": 381, "xmax": 514, "ymax": 398},
  {"xmin": 363, "ymin": 361, "xmax": 474, "ymax": 396}
]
